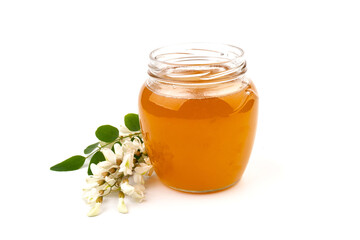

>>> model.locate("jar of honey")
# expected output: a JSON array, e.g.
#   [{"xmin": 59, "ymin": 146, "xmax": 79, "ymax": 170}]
[{"xmin": 139, "ymin": 43, "xmax": 258, "ymax": 193}]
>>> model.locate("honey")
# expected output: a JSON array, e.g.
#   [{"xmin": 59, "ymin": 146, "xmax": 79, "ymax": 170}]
[{"xmin": 138, "ymin": 43, "xmax": 258, "ymax": 192}]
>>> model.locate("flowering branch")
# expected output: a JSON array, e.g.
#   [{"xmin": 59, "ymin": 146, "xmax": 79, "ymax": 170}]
[{"xmin": 50, "ymin": 113, "xmax": 153, "ymax": 216}]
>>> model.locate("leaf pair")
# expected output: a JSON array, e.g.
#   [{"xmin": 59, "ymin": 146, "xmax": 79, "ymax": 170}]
[
  {"xmin": 95, "ymin": 113, "xmax": 140, "ymax": 143},
  {"xmin": 50, "ymin": 113, "xmax": 141, "ymax": 172},
  {"xmin": 50, "ymin": 151, "xmax": 106, "ymax": 174}
]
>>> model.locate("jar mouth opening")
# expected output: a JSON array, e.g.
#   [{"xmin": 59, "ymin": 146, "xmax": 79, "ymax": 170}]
[
  {"xmin": 149, "ymin": 43, "xmax": 245, "ymax": 66},
  {"xmin": 148, "ymin": 43, "xmax": 247, "ymax": 85}
]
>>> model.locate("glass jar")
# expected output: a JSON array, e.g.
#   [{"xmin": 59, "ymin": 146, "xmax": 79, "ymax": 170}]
[{"xmin": 138, "ymin": 43, "xmax": 258, "ymax": 193}]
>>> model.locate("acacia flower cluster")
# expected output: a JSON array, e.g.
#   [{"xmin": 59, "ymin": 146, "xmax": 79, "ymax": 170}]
[
  {"xmin": 50, "ymin": 114, "xmax": 150, "ymax": 216},
  {"xmin": 82, "ymin": 129, "xmax": 153, "ymax": 217}
]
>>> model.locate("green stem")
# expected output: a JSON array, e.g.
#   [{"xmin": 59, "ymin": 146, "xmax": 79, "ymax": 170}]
[
  {"xmin": 85, "ymin": 149, "xmax": 98, "ymax": 160},
  {"xmin": 85, "ymin": 131, "xmax": 142, "ymax": 160},
  {"xmin": 119, "ymin": 131, "xmax": 142, "ymax": 140}
]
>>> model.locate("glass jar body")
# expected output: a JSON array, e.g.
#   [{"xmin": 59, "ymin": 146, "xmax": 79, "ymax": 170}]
[{"xmin": 138, "ymin": 76, "xmax": 258, "ymax": 192}]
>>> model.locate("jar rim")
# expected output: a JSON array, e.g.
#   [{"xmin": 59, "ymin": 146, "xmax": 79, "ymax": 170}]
[
  {"xmin": 148, "ymin": 43, "xmax": 247, "ymax": 86},
  {"xmin": 149, "ymin": 42, "xmax": 245, "ymax": 66}
]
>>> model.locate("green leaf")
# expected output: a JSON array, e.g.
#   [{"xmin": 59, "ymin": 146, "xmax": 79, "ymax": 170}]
[
  {"xmin": 84, "ymin": 142, "xmax": 99, "ymax": 154},
  {"xmin": 95, "ymin": 125, "xmax": 119, "ymax": 142},
  {"xmin": 124, "ymin": 113, "xmax": 140, "ymax": 131},
  {"xmin": 50, "ymin": 155, "xmax": 86, "ymax": 171},
  {"xmin": 88, "ymin": 151, "xmax": 106, "ymax": 175}
]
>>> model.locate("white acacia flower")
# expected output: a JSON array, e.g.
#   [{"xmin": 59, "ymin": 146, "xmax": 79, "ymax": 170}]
[
  {"xmin": 122, "ymin": 138, "xmax": 144, "ymax": 153},
  {"xmin": 133, "ymin": 161, "xmax": 152, "ymax": 184},
  {"xmin": 118, "ymin": 197, "xmax": 128, "ymax": 214},
  {"xmin": 89, "ymin": 163, "xmax": 103, "ymax": 177},
  {"xmin": 83, "ymin": 161, "xmax": 117, "ymax": 205},
  {"xmin": 135, "ymin": 163, "xmax": 152, "ymax": 175},
  {"xmin": 98, "ymin": 148, "xmax": 121, "ymax": 172},
  {"xmin": 87, "ymin": 202, "xmax": 101, "ymax": 217},
  {"xmin": 120, "ymin": 180, "xmax": 135, "ymax": 195},
  {"xmin": 82, "ymin": 187, "xmax": 99, "ymax": 204},
  {"xmin": 120, "ymin": 180, "xmax": 145, "ymax": 202},
  {"xmin": 131, "ymin": 184, "xmax": 145, "ymax": 202},
  {"xmin": 101, "ymin": 148, "xmax": 117, "ymax": 164},
  {"xmin": 133, "ymin": 172, "xmax": 144, "ymax": 184},
  {"xmin": 113, "ymin": 143, "xmax": 123, "ymax": 160},
  {"xmin": 88, "ymin": 148, "xmax": 120, "ymax": 187},
  {"xmin": 143, "ymin": 156, "xmax": 154, "ymax": 176},
  {"xmin": 105, "ymin": 176, "xmax": 116, "ymax": 186},
  {"xmin": 119, "ymin": 151, "xmax": 135, "ymax": 176},
  {"xmin": 83, "ymin": 182, "xmax": 111, "ymax": 204},
  {"xmin": 81, "ymin": 129, "xmax": 152, "ymax": 216},
  {"xmin": 132, "ymin": 137, "xmax": 145, "ymax": 152},
  {"xmin": 85, "ymin": 176, "xmax": 102, "ymax": 188},
  {"xmin": 90, "ymin": 162, "xmax": 115, "ymax": 178}
]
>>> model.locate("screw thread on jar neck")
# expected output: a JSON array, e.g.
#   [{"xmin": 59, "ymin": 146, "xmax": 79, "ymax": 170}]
[{"xmin": 148, "ymin": 43, "xmax": 247, "ymax": 86}]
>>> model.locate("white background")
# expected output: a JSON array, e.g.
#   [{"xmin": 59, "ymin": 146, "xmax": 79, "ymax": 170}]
[{"xmin": 1, "ymin": 0, "xmax": 359, "ymax": 239}]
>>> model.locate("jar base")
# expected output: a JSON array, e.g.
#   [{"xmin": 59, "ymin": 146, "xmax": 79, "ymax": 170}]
[{"xmin": 166, "ymin": 179, "xmax": 240, "ymax": 193}]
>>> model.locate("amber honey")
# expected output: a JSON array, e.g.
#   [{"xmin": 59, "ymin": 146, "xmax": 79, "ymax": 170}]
[{"xmin": 139, "ymin": 43, "xmax": 258, "ymax": 192}]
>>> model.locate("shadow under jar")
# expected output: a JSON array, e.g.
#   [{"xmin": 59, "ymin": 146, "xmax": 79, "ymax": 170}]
[{"xmin": 139, "ymin": 43, "xmax": 258, "ymax": 193}]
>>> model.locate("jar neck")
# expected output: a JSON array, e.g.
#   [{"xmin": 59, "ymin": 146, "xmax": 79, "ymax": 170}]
[{"xmin": 148, "ymin": 43, "xmax": 247, "ymax": 86}]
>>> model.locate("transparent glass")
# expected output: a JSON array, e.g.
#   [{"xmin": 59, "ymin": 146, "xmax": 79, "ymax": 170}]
[{"xmin": 138, "ymin": 43, "xmax": 258, "ymax": 192}]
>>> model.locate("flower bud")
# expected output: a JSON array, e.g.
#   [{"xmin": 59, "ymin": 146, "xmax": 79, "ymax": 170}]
[
  {"xmin": 96, "ymin": 196, "xmax": 103, "ymax": 203},
  {"xmin": 102, "ymin": 172, "xmax": 110, "ymax": 177},
  {"xmin": 135, "ymin": 150, "xmax": 141, "ymax": 157},
  {"xmin": 120, "ymin": 180, "xmax": 135, "ymax": 195},
  {"xmin": 97, "ymin": 180, "xmax": 106, "ymax": 185},
  {"xmin": 109, "ymin": 167, "xmax": 117, "ymax": 174},
  {"xmin": 118, "ymin": 191, "xmax": 125, "ymax": 199}
]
